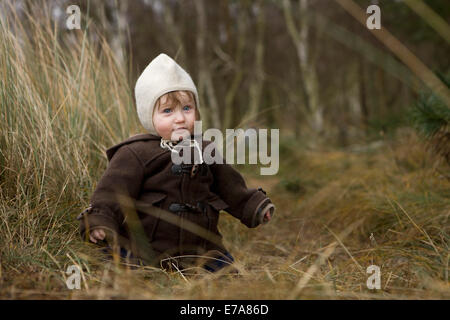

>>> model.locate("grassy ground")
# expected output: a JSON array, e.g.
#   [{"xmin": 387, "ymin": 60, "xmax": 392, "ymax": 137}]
[
  {"xmin": 0, "ymin": 2, "xmax": 449, "ymax": 299},
  {"xmin": 1, "ymin": 128, "xmax": 448, "ymax": 299}
]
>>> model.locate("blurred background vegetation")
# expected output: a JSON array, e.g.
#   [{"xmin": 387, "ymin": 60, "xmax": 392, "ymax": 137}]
[
  {"xmin": 6, "ymin": 0, "xmax": 449, "ymax": 143},
  {"xmin": 0, "ymin": 0, "xmax": 448, "ymax": 299}
]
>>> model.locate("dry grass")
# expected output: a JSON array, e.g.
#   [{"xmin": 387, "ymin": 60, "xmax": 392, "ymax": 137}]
[{"xmin": 0, "ymin": 1, "xmax": 449, "ymax": 300}]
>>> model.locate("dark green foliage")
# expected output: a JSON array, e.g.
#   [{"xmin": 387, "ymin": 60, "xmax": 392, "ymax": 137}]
[
  {"xmin": 410, "ymin": 73, "xmax": 450, "ymax": 163},
  {"xmin": 367, "ymin": 112, "xmax": 408, "ymax": 138},
  {"xmin": 279, "ymin": 177, "xmax": 305, "ymax": 195}
]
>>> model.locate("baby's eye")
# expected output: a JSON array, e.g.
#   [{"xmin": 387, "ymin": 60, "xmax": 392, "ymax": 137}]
[
  {"xmin": 163, "ymin": 108, "xmax": 172, "ymax": 113},
  {"xmin": 183, "ymin": 105, "xmax": 191, "ymax": 111}
]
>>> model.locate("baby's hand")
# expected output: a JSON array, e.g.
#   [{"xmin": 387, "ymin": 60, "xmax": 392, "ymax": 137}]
[
  {"xmin": 89, "ymin": 228, "xmax": 106, "ymax": 243},
  {"xmin": 259, "ymin": 203, "xmax": 275, "ymax": 224},
  {"xmin": 263, "ymin": 211, "xmax": 272, "ymax": 223}
]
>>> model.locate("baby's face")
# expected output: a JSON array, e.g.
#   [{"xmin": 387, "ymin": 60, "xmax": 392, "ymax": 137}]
[{"xmin": 153, "ymin": 91, "xmax": 196, "ymax": 141}]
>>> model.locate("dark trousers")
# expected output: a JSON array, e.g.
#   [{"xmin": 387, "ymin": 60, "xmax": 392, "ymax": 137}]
[{"xmin": 101, "ymin": 246, "xmax": 234, "ymax": 273}]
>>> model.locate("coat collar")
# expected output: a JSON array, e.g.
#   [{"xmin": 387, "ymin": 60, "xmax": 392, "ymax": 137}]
[
  {"xmin": 105, "ymin": 133, "xmax": 160, "ymax": 161},
  {"xmin": 105, "ymin": 133, "xmax": 211, "ymax": 162}
]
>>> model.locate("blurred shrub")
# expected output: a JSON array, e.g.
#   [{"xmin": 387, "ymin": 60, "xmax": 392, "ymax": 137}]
[
  {"xmin": 409, "ymin": 72, "xmax": 450, "ymax": 164},
  {"xmin": 278, "ymin": 177, "xmax": 306, "ymax": 195}
]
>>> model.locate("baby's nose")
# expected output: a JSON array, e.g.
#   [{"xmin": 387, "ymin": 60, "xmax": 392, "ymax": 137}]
[{"xmin": 174, "ymin": 109, "xmax": 185, "ymax": 121}]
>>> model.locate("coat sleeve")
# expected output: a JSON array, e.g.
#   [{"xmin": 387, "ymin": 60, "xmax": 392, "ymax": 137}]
[
  {"xmin": 209, "ymin": 161, "xmax": 274, "ymax": 228},
  {"xmin": 78, "ymin": 145, "xmax": 145, "ymax": 240}
]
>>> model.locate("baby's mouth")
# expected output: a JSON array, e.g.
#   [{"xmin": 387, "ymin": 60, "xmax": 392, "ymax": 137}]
[{"xmin": 171, "ymin": 128, "xmax": 190, "ymax": 141}]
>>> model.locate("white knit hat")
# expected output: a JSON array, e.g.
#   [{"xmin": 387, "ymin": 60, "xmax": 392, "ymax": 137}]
[{"xmin": 135, "ymin": 53, "xmax": 201, "ymax": 136}]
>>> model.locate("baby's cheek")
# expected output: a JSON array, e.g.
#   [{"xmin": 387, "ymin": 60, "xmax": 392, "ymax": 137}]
[{"xmin": 153, "ymin": 117, "xmax": 171, "ymax": 138}]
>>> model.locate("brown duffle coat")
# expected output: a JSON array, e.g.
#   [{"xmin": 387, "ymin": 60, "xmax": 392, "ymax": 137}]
[{"xmin": 78, "ymin": 133, "xmax": 273, "ymax": 263}]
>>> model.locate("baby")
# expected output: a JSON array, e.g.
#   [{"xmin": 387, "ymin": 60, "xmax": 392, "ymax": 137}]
[{"xmin": 78, "ymin": 53, "xmax": 275, "ymax": 272}]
